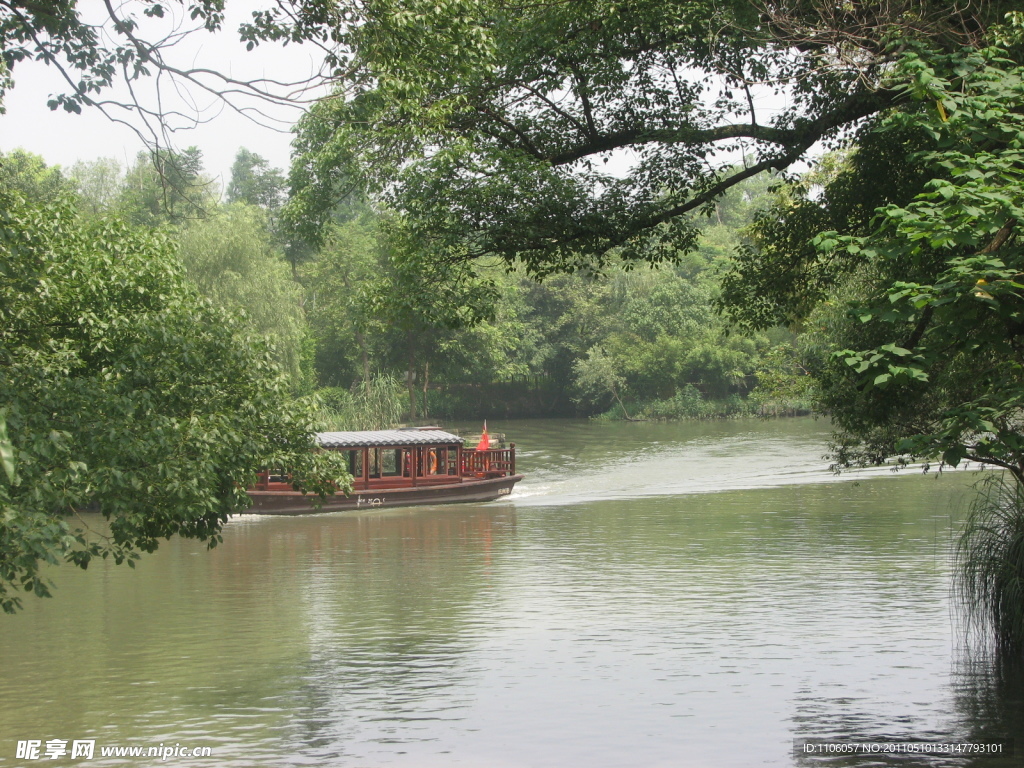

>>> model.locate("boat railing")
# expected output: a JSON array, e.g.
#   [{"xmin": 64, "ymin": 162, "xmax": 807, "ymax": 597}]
[{"xmin": 461, "ymin": 445, "xmax": 516, "ymax": 477}]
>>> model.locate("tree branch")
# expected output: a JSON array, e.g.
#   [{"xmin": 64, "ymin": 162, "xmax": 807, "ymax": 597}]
[{"xmin": 545, "ymin": 88, "xmax": 900, "ymax": 165}]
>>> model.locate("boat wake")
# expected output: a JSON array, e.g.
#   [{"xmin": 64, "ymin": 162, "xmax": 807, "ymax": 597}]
[{"xmin": 508, "ymin": 433, "xmax": 985, "ymax": 507}]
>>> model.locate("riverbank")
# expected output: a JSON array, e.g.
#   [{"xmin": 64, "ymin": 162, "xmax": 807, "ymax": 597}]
[{"xmin": 590, "ymin": 385, "xmax": 812, "ymax": 421}]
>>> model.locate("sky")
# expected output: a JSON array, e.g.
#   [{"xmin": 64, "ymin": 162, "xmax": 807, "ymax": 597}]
[
  {"xmin": 0, "ymin": 6, "xmax": 804, "ymax": 200},
  {"xmin": 0, "ymin": 6, "xmax": 330, "ymax": 195}
]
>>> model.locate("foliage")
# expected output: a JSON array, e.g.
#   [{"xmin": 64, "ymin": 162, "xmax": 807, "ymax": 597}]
[
  {"xmin": 175, "ymin": 204, "xmax": 308, "ymax": 384},
  {"xmin": 303, "ymin": 214, "xmax": 383, "ymax": 387},
  {"xmin": 282, "ymin": 0, "xmax": 1014, "ymax": 276},
  {"xmin": 227, "ymin": 148, "xmax": 286, "ymax": 211},
  {"xmin": 315, "ymin": 375, "xmax": 406, "ymax": 431},
  {"xmin": 722, "ymin": 137, "xmax": 935, "ymax": 330},
  {"xmin": 0, "ymin": 187, "xmax": 348, "ymax": 612},
  {"xmin": 560, "ymin": 212, "xmax": 769, "ymax": 416},
  {"xmin": 429, "ymin": 292, "xmax": 534, "ymax": 388},
  {"xmin": 957, "ymin": 473, "xmax": 1024, "ymax": 654},
  {"xmin": 748, "ymin": 345, "xmax": 814, "ymax": 415},
  {"xmin": 118, "ymin": 148, "xmax": 214, "ymax": 226},
  {"xmin": 0, "ymin": 149, "xmax": 75, "ymax": 203},
  {"xmin": 69, "ymin": 158, "xmax": 125, "ymax": 219},
  {"xmin": 636, "ymin": 386, "xmax": 717, "ymax": 420},
  {"xmin": 302, "ymin": 212, "xmax": 498, "ymax": 417},
  {"xmin": 785, "ymin": 49, "xmax": 1024, "ymax": 479},
  {"xmin": 573, "ymin": 347, "xmax": 632, "ymax": 419}
]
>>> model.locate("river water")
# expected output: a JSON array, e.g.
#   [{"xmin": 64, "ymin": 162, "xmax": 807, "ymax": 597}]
[{"xmin": 1, "ymin": 418, "xmax": 1022, "ymax": 767}]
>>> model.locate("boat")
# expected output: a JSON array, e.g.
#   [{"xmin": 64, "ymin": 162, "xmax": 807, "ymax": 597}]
[{"xmin": 244, "ymin": 427, "xmax": 523, "ymax": 514}]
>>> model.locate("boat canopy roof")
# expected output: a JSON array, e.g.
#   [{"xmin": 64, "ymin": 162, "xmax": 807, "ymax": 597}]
[{"xmin": 317, "ymin": 429, "xmax": 465, "ymax": 449}]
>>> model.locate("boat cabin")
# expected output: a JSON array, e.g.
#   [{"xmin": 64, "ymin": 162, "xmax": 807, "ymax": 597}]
[{"xmin": 252, "ymin": 428, "xmax": 517, "ymax": 493}]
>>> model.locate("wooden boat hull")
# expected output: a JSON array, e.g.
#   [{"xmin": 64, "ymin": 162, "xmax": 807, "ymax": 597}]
[{"xmin": 243, "ymin": 474, "xmax": 524, "ymax": 515}]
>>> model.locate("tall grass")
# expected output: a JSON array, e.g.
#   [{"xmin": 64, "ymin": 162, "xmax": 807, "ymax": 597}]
[
  {"xmin": 314, "ymin": 375, "xmax": 406, "ymax": 431},
  {"xmin": 593, "ymin": 386, "xmax": 759, "ymax": 421},
  {"xmin": 956, "ymin": 473, "xmax": 1024, "ymax": 654}
]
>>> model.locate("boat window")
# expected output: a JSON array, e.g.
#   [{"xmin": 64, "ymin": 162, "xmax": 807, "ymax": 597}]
[
  {"xmin": 347, "ymin": 450, "xmax": 363, "ymax": 477},
  {"xmin": 434, "ymin": 447, "xmax": 455, "ymax": 475},
  {"xmin": 381, "ymin": 448, "xmax": 400, "ymax": 477},
  {"xmin": 418, "ymin": 446, "xmax": 453, "ymax": 476}
]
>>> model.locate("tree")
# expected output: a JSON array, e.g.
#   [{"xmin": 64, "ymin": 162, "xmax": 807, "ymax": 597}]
[
  {"xmin": 0, "ymin": 186, "xmax": 348, "ymax": 612},
  {"xmin": 811, "ymin": 50, "xmax": 1024, "ymax": 479},
  {"xmin": 284, "ymin": 0, "xmax": 1013, "ymax": 276},
  {"xmin": 175, "ymin": 203, "xmax": 308, "ymax": 384},
  {"xmin": 724, "ymin": 46, "xmax": 1024, "ymax": 480},
  {"xmin": 0, "ymin": 148, "xmax": 75, "ymax": 202},
  {"xmin": 573, "ymin": 347, "xmax": 632, "ymax": 419},
  {"xmin": 118, "ymin": 148, "xmax": 214, "ymax": 226},
  {"xmin": 305, "ymin": 213, "xmax": 498, "ymax": 418},
  {"xmin": 69, "ymin": 158, "xmax": 125, "ymax": 219},
  {"xmin": 303, "ymin": 214, "xmax": 387, "ymax": 388},
  {"xmin": 226, "ymin": 148, "xmax": 286, "ymax": 211}
]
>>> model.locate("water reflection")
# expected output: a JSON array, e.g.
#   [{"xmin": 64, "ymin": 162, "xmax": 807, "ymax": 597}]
[
  {"xmin": 0, "ymin": 418, "xmax": 1021, "ymax": 767},
  {"xmin": 792, "ymin": 654, "xmax": 1023, "ymax": 768},
  {"xmin": 949, "ymin": 655, "xmax": 1024, "ymax": 767}
]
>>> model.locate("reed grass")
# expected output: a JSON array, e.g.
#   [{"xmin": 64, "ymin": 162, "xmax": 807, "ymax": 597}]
[
  {"xmin": 594, "ymin": 386, "xmax": 761, "ymax": 421},
  {"xmin": 956, "ymin": 473, "xmax": 1024, "ymax": 655},
  {"xmin": 314, "ymin": 375, "xmax": 406, "ymax": 431}
]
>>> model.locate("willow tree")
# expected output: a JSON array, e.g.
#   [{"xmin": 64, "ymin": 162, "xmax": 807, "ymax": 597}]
[{"xmin": 176, "ymin": 203, "xmax": 308, "ymax": 385}]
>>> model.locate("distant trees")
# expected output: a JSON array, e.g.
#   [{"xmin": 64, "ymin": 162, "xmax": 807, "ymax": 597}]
[
  {"xmin": 175, "ymin": 204, "xmax": 308, "ymax": 383},
  {"xmin": 227, "ymin": 148, "xmax": 286, "ymax": 211},
  {"xmin": 118, "ymin": 148, "xmax": 214, "ymax": 226},
  {"xmin": 546, "ymin": 231, "xmax": 772, "ymax": 417},
  {"xmin": 0, "ymin": 149, "xmax": 78, "ymax": 205},
  {"xmin": 303, "ymin": 213, "xmax": 498, "ymax": 417},
  {"xmin": 69, "ymin": 158, "xmax": 123, "ymax": 219}
]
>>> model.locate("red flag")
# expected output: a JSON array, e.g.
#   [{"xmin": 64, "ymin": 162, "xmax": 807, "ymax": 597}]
[{"xmin": 476, "ymin": 421, "xmax": 490, "ymax": 451}]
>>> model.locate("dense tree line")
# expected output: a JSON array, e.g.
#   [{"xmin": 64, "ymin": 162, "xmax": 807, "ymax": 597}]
[{"xmin": 2, "ymin": 146, "xmax": 802, "ymax": 425}]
